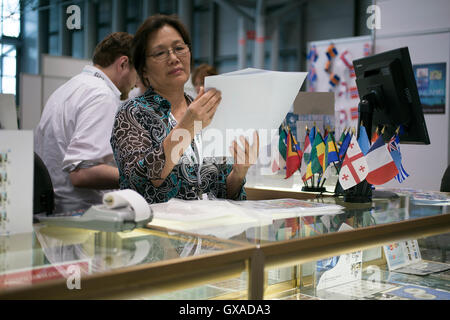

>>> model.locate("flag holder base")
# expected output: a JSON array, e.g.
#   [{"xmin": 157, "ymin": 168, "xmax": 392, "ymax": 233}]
[
  {"xmin": 336, "ymin": 180, "xmax": 373, "ymax": 203},
  {"xmin": 302, "ymin": 186, "xmax": 326, "ymax": 193}
]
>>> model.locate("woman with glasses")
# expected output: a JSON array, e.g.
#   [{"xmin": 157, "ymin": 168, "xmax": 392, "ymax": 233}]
[{"xmin": 111, "ymin": 14, "xmax": 258, "ymax": 204}]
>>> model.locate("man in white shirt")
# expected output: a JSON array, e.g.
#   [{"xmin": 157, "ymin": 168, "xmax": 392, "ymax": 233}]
[{"xmin": 35, "ymin": 32, "xmax": 137, "ymax": 213}]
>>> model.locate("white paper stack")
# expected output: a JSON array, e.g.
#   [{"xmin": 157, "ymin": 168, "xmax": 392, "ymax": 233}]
[
  {"xmin": 148, "ymin": 198, "xmax": 343, "ymax": 238},
  {"xmin": 202, "ymin": 68, "xmax": 308, "ymax": 158}
]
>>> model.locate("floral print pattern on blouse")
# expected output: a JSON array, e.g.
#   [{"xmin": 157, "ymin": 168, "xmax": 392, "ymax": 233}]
[{"xmin": 110, "ymin": 86, "xmax": 246, "ymax": 204}]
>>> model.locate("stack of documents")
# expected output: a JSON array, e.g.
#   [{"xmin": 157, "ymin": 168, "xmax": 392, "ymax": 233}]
[
  {"xmin": 230, "ymin": 198, "xmax": 344, "ymax": 219},
  {"xmin": 148, "ymin": 198, "xmax": 343, "ymax": 238}
]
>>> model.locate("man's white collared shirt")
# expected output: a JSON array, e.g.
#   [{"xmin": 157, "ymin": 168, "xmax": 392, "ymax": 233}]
[{"xmin": 35, "ymin": 65, "xmax": 121, "ymax": 213}]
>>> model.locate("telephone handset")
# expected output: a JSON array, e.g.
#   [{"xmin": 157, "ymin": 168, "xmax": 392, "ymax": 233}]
[{"xmin": 38, "ymin": 190, "xmax": 153, "ymax": 232}]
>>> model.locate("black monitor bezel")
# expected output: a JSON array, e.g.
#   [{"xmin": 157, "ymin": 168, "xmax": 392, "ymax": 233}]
[{"xmin": 353, "ymin": 47, "xmax": 430, "ymax": 145}]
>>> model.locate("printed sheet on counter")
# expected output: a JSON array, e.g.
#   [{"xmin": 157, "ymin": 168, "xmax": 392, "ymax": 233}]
[{"xmin": 148, "ymin": 198, "xmax": 344, "ymax": 238}]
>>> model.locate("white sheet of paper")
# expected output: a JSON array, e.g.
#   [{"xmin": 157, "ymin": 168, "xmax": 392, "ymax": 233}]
[{"xmin": 202, "ymin": 68, "xmax": 307, "ymax": 158}]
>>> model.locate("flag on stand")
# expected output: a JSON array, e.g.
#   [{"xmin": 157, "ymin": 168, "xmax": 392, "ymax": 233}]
[
  {"xmin": 338, "ymin": 135, "xmax": 369, "ymax": 190},
  {"xmin": 388, "ymin": 134, "xmax": 409, "ymax": 183},
  {"xmin": 365, "ymin": 135, "xmax": 399, "ymax": 185},
  {"xmin": 338, "ymin": 130, "xmax": 346, "ymax": 147},
  {"xmin": 300, "ymin": 134, "xmax": 312, "ymax": 181},
  {"xmin": 322, "ymin": 132, "xmax": 340, "ymax": 180},
  {"xmin": 339, "ymin": 131, "xmax": 352, "ymax": 160},
  {"xmin": 357, "ymin": 125, "xmax": 371, "ymax": 155},
  {"xmin": 325, "ymin": 132, "xmax": 339, "ymax": 166},
  {"xmin": 371, "ymin": 128, "xmax": 379, "ymax": 144},
  {"xmin": 279, "ymin": 127, "xmax": 287, "ymax": 161},
  {"xmin": 309, "ymin": 126, "xmax": 316, "ymax": 145},
  {"xmin": 292, "ymin": 130, "xmax": 303, "ymax": 161},
  {"xmin": 310, "ymin": 132, "xmax": 326, "ymax": 174},
  {"xmin": 285, "ymin": 130, "xmax": 301, "ymax": 179}
]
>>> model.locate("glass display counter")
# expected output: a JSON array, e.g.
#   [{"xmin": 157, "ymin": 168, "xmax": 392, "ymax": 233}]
[
  {"xmin": 233, "ymin": 188, "xmax": 450, "ymax": 300},
  {"xmin": 144, "ymin": 187, "xmax": 449, "ymax": 300},
  {"xmin": 0, "ymin": 225, "xmax": 256, "ymax": 299},
  {"xmin": 0, "ymin": 187, "xmax": 449, "ymax": 300}
]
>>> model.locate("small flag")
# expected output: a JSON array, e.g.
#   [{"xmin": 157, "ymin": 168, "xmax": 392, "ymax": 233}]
[
  {"xmin": 357, "ymin": 125, "xmax": 371, "ymax": 155},
  {"xmin": 338, "ymin": 130, "xmax": 346, "ymax": 146},
  {"xmin": 310, "ymin": 133, "xmax": 326, "ymax": 174},
  {"xmin": 285, "ymin": 131, "xmax": 301, "ymax": 179},
  {"xmin": 365, "ymin": 135, "xmax": 399, "ymax": 185},
  {"xmin": 326, "ymin": 133, "xmax": 339, "ymax": 166},
  {"xmin": 278, "ymin": 127, "xmax": 287, "ymax": 160},
  {"xmin": 339, "ymin": 132, "xmax": 352, "ymax": 160},
  {"xmin": 388, "ymin": 134, "xmax": 409, "ymax": 183},
  {"xmin": 309, "ymin": 126, "xmax": 316, "ymax": 145},
  {"xmin": 338, "ymin": 135, "xmax": 369, "ymax": 190},
  {"xmin": 300, "ymin": 134, "xmax": 312, "ymax": 181},
  {"xmin": 292, "ymin": 131, "xmax": 303, "ymax": 161},
  {"xmin": 371, "ymin": 128, "xmax": 379, "ymax": 144}
]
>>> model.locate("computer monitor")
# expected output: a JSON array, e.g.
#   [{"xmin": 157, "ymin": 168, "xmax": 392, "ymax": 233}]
[
  {"xmin": 338, "ymin": 47, "xmax": 430, "ymax": 203},
  {"xmin": 353, "ymin": 47, "xmax": 430, "ymax": 145}
]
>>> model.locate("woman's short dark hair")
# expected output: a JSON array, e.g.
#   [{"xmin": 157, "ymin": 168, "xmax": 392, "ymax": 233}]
[
  {"xmin": 93, "ymin": 32, "xmax": 134, "ymax": 68},
  {"xmin": 133, "ymin": 14, "xmax": 191, "ymax": 87}
]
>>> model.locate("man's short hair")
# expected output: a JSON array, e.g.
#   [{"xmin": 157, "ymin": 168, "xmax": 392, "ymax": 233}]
[
  {"xmin": 192, "ymin": 63, "xmax": 218, "ymax": 86},
  {"xmin": 92, "ymin": 32, "xmax": 134, "ymax": 68}
]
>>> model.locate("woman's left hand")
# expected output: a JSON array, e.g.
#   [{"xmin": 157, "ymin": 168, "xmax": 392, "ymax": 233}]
[{"xmin": 229, "ymin": 130, "xmax": 260, "ymax": 178}]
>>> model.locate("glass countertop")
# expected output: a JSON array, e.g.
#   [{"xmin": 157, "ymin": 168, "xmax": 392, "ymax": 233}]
[
  {"xmin": 0, "ymin": 225, "xmax": 245, "ymax": 294},
  {"xmin": 147, "ymin": 189, "xmax": 449, "ymax": 245}
]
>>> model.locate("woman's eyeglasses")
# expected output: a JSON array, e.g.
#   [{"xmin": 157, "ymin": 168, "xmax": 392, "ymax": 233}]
[{"xmin": 147, "ymin": 44, "xmax": 190, "ymax": 62}]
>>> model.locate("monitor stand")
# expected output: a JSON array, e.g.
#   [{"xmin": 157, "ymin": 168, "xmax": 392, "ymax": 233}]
[
  {"xmin": 372, "ymin": 189, "xmax": 399, "ymax": 199},
  {"xmin": 342, "ymin": 180, "xmax": 372, "ymax": 203}
]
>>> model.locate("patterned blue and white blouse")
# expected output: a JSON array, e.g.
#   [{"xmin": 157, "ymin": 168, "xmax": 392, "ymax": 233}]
[{"xmin": 110, "ymin": 86, "xmax": 246, "ymax": 204}]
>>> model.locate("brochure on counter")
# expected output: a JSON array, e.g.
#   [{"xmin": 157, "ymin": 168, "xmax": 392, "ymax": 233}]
[
  {"xmin": 148, "ymin": 198, "xmax": 344, "ymax": 238},
  {"xmin": 383, "ymin": 239, "xmax": 450, "ymax": 276},
  {"xmin": 376, "ymin": 187, "xmax": 450, "ymax": 206},
  {"xmin": 150, "ymin": 198, "xmax": 344, "ymax": 221}
]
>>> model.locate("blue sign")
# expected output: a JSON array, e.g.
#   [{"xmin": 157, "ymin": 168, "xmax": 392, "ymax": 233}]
[{"xmin": 413, "ymin": 62, "xmax": 446, "ymax": 114}]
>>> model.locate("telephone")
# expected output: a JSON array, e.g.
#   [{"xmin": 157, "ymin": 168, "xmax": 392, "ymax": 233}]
[{"xmin": 37, "ymin": 190, "xmax": 153, "ymax": 232}]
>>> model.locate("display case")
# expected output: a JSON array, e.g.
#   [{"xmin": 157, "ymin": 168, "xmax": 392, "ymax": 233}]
[
  {"xmin": 0, "ymin": 225, "xmax": 256, "ymax": 299},
  {"xmin": 238, "ymin": 188, "xmax": 450, "ymax": 300},
  {"xmin": 0, "ymin": 187, "xmax": 449, "ymax": 300}
]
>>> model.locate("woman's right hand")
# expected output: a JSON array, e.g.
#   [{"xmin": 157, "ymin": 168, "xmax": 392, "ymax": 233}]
[{"xmin": 183, "ymin": 86, "xmax": 221, "ymax": 130}]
